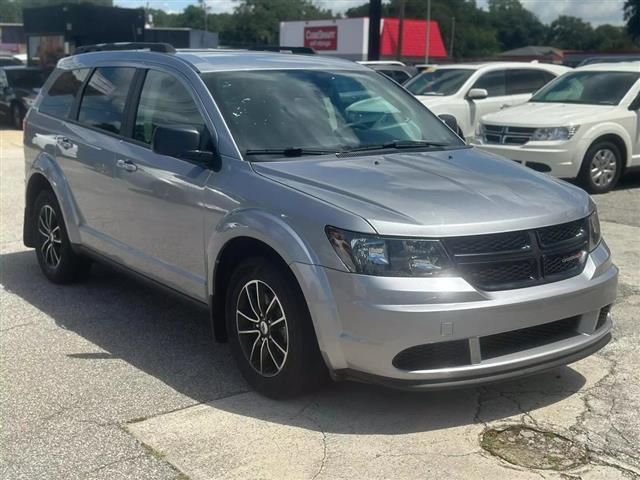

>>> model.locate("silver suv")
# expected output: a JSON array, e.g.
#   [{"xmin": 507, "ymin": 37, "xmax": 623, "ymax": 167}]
[{"xmin": 23, "ymin": 45, "xmax": 618, "ymax": 398}]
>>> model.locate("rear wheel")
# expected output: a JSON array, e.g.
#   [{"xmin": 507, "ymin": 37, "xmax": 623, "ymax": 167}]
[
  {"xmin": 225, "ymin": 257, "xmax": 328, "ymax": 398},
  {"xmin": 578, "ymin": 141, "xmax": 622, "ymax": 194},
  {"xmin": 33, "ymin": 190, "xmax": 91, "ymax": 283}
]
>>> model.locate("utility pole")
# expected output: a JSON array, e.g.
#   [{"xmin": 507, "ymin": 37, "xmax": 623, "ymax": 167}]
[
  {"xmin": 449, "ymin": 16, "xmax": 456, "ymax": 58},
  {"xmin": 424, "ymin": 0, "xmax": 431, "ymax": 64},
  {"xmin": 396, "ymin": 0, "xmax": 405, "ymax": 61},
  {"xmin": 201, "ymin": 0, "xmax": 208, "ymax": 32},
  {"xmin": 368, "ymin": 0, "xmax": 381, "ymax": 61}
]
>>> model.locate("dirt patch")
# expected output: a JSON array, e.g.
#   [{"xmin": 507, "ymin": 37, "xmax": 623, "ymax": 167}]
[{"xmin": 481, "ymin": 426, "xmax": 588, "ymax": 471}]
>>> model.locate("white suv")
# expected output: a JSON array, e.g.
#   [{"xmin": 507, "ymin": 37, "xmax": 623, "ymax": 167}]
[
  {"xmin": 404, "ymin": 62, "xmax": 570, "ymax": 139},
  {"xmin": 474, "ymin": 62, "xmax": 640, "ymax": 193}
]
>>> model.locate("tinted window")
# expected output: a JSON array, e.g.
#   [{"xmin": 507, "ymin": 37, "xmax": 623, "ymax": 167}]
[
  {"xmin": 6, "ymin": 69, "xmax": 47, "ymax": 89},
  {"xmin": 39, "ymin": 68, "xmax": 89, "ymax": 119},
  {"xmin": 471, "ymin": 70, "xmax": 506, "ymax": 97},
  {"xmin": 133, "ymin": 70, "xmax": 205, "ymax": 145},
  {"xmin": 78, "ymin": 67, "xmax": 135, "ymax": 134},
  {"xmin": 507, "ymin": 69, "xmax": 555, "ymax": 95},
  {"xmin": 379, "ymin": 69, "xmax": 411, "ymax": 84},
  {"xmin": 405, "ymin": 68, "xmax": 474, "ymax": 96},
  {"xmin": 531, "ymin": 71, "xmax": 640, "ymax": 105}
]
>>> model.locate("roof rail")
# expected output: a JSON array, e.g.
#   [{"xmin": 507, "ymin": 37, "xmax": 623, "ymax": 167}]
[
  {"xmin": 74, "ymin": 42, "xmax": 176, "ymax": 54},
  {"xmin": 247, "ymin": 46, "xmax": 316, "ymax": 55}
]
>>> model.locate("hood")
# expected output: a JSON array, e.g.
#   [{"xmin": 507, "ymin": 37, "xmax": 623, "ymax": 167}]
[
  {"xmin": 482, "ymin": 102, "xmax": 616, "ymax": 127},
  {"xmin": 252, "ymin": 148, "xmax": 591, "ymax": 237}
]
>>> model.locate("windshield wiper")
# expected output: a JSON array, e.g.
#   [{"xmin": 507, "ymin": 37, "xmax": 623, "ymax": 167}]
[
  {"xmin": 340, "ymin": 140, "xmax": 450, "ymax": 153},
  {"xmin": 245, "ymin": 147, "xmax": 337, "ymax": 158}
]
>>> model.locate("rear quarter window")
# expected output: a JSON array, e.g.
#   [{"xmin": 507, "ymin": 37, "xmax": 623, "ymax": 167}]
[{"xmin": 39, "ymin": 68, "xmax": 90, "ymax": 119}]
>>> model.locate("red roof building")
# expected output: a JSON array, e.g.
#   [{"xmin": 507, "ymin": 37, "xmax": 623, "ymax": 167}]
[{"xmin": 380, "ymin": 18, "xmax": 447, "ymax": 58}]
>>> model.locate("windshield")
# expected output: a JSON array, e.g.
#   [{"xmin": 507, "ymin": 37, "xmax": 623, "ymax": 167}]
[
  {"xmin": 404, "ymin": 68, "xmax": 474, "ymax": 96},
  {"xmin": 201, "ymin": 69, "xmax": 464, "ymax": 159},
  {"xmin": 6, "ymin": 69, "xmax": 47, "ymax": 89},
  {"xmin": 530, "ymin": 71, "xmax": 640, "ymax": 106}
]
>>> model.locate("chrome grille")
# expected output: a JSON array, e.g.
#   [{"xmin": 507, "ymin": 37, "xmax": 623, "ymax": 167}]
[
  {"xmin": 482, "ymin": 124, "xmax": 536, "ymax": 145},
  {"xmin": 443, "ymin": 218, "xmax": 589, "ymax": 291}
]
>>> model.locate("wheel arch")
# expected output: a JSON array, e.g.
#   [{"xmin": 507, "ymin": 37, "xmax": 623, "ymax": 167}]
[
  {"xmin": 25, "ymin": 155, "xmax": 82, "ymax": 247},
  {"xmin": 207, "ymin": 210, "xmax": 320, "ymax": 342},
  {"xmin": 582, "ymin": 124, "xmax": 632, "ymax": 170}
]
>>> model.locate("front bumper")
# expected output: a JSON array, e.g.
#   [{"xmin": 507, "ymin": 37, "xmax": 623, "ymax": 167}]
[
  {"xmin": 293, "ymin": 241, "xmax": 617, "ymax": 389},
  {"xmin": 472, "ymin": 139, "xmax": 585, "ymax": 178}
]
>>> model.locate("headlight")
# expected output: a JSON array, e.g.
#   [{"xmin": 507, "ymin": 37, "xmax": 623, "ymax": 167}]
[
  {"xmin": 326, "ymin": 226, "xmax": 454, "ymax": 277},
  {"xmin": 475, "ymin": 123, "xmax": 485, "ymax": 138},
  {"xmin": 531, "ymin": 126, "xmax": 579, "ymax": 141},
  {"xmin": 588, "ymin": 209, "xmax": 601, "ymax": 251}
]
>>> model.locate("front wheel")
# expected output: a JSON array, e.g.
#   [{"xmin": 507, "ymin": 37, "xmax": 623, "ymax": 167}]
[
  {"xmin": 578, "ymin": 141, "xmax": 622, "ymax": 194},
  {"xmin": 225, "ymin": 257, "xmax": 328, "ymax": 398}
]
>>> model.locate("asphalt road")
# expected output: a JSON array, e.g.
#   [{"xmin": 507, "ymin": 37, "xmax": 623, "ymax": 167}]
[{"xmin": 1, "ymin": 127, "xmax": 639, "ymax": 479}]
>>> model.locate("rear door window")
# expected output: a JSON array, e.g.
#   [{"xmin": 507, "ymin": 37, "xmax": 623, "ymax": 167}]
[
  {"xmin": 471, "ymin": 70, "xmax": 507, "ymax": 97},
  {"xmin": 39, "ymin": 68, "xmax": 90, "ymax": 118},
  {"xmin": 78, "ymin": 67, "xmax": 135, "ymax": 134},
  {"xmin": 132, "ymin": 69, "xmax": 206, "ymax": 145},
  {"xmin": 507, "ymin": 69, "xmax": 556, "ymax": 95}
]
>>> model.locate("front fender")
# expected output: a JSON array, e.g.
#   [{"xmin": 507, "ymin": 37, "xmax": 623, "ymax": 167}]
[
  {"xmin": 206, "ymin": 208, "xmax": 320, "ymax": 297},
  {"xmin": 27, "ymin": 152, "xmax": 82, "ymax": 244},
  {"xmin": 206, "ymin": 209, "xmax": 348, "ymax": 370}
]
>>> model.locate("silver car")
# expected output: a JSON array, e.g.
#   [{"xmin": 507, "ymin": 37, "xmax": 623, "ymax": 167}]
[{"xmin": 23, "ymin": 45, "xmax": 617, "ymax": 398}]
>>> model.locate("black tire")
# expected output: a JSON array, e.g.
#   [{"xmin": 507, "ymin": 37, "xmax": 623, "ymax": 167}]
[
  {"xmin": 33, "ymin": 189, "xmax": 91, "ymax": 284},
  {"xmin": 225, "ymin": 257, "xmax": 328, "ymax": 398},
  {"xmin": 578, "ymin": 141, "xmax": 622, "ymax": 194},
  {"xmin": 11, "ymin": 103, "xmax": 25, "ymax": 130}
]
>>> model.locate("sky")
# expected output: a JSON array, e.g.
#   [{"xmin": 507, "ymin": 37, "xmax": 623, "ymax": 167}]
[{"xmin": 113, "ymin": 0, "xmax": 626, "ymax": 26}]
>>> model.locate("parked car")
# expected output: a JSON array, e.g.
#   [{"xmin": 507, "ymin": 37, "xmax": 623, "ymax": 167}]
[
  {"xmin": 405, "ymin": 62, "xmax": 570, "ymax": 139},
  {"xmin": 474, "ymin": 62, "xmax": 640, "ymax": 194},
  {"xmin": 23, "ymin": 45, "xmax": 617, "ymax": 398},
  {"xmin": 358, "ymin": 60, "xmax": 418, "ymax": 84},
  {"xmin": 0, "ymin": 66, "xmax": 47, "ymax": 129},
  {"xmin": 0, "ymin": 55, "xmax": 23, "ymax": 66},
  {"xmin": 577, "ymin": 55, "xmax": 640, "ymax": 67}
]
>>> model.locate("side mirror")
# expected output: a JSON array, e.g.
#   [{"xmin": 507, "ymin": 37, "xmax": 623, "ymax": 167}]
[
  {"xmin": 467, "ymin": 88, "xmax": 488, "ymax": 100},
  {"xmin": 152, "ymin": 125, "xmax": 216, "ymax": 165},
  {"xmin": 438, "ymin": 114, "xmax": 459, "ymax": 133}
]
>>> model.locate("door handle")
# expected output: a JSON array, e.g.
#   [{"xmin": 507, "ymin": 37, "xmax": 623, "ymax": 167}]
[
  {"xmin": 500, "ymin": 104, "xmax": 511, "ymax": 109},
  {"xmin": 116, "ymin": 159, "xmax": 137, "ymax": 172}
]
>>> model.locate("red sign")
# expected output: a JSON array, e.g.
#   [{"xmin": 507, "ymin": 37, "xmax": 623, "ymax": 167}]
[{"xmin": 304, "ymin": 26, "xmax": 337, "ymax": 51}]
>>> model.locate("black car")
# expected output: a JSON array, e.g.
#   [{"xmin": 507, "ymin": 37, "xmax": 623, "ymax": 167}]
[
  {"xmin": 0, "ymin": 56, "xmax": 23, "ymax": 67},
  {"xmin": 0, "ymin": 66, "xmax": 48, "ymax": 129}
]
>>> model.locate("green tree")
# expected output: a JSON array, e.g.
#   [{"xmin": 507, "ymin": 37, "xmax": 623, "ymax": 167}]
[
  {"xmin": 592, "ymin": 24, "xmax": 636, "ymax": 50},
  {"xmin": 0, "ymin": 0, "xmax": 23, "ymax": 22},
  {"xmin": 488, "ymin": 0, "xmax": 547, "ymax": 50},
  {"xmin": 227, "ymin": 0, "xmax": 334, "ymax": 46},
  {"xmin": 624, "ymin": 0, "xmax": 640, "ymax": 40},
  {"xmin": 546, "ymin": 15, "xmax": 594, "ymax": 50}
]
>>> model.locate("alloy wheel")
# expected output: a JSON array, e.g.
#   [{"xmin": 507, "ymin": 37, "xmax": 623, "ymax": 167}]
[
  {"xmin": 590, "ymin": 148, "xmax": 617, "ymax": 188},
  {"xmin": 236, "ymin": 279, "xmax": 289, "ymax": 377},
  {"xmin": 38, "ymin": 204, "xmax": 62, "ymax": 269}
]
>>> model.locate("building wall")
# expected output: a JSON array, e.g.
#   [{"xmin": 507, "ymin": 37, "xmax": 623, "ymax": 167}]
[{"xmin": 279, "ymin": 18, "xmax": 369, "ymax": 61}]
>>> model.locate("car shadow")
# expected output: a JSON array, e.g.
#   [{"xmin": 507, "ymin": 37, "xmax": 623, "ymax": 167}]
[{"xmin": 2, "ymin": 249, "xmax": 587, "ymax": 435}]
